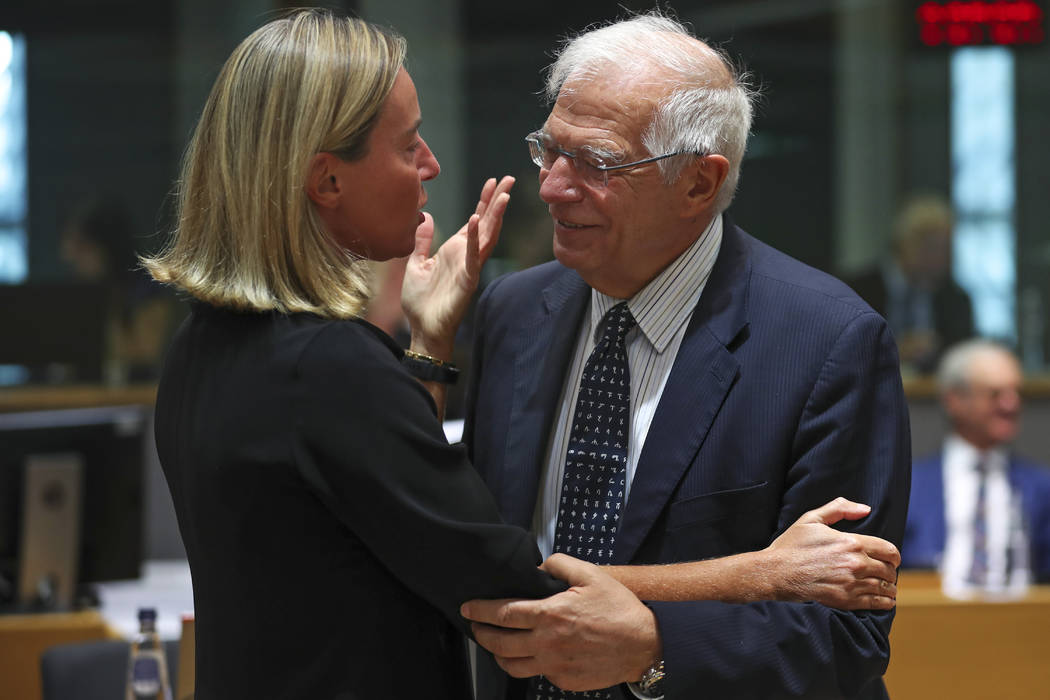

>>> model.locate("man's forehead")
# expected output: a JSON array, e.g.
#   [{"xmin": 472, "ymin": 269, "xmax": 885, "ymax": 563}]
[
  {"xmin": 546, "ymin": 75, "xmax": 657, "ymax": 144},
  {"xmin": 967, "ymin": 351, "xmax": 1022, "ymax": 386}
]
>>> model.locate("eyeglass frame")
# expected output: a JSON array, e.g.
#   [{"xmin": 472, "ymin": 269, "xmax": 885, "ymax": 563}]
[{"xmin": 525, "ymin": 130, "xmax": 704, "ymax": 187}]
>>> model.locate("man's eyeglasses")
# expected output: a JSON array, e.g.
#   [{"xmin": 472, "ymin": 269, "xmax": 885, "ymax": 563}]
[{"xmin": 525, "ymin": 130, "xmax": 702, "ymax": 188}]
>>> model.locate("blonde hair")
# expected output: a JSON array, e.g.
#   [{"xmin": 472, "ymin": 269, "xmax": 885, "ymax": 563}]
[
  {"xmin": 143, "ymin": 9, "xmax": 406, "ymax": 318},
  {"xmin": 892, "ymin": 195, "xmax": 954, "ymax": 254}
]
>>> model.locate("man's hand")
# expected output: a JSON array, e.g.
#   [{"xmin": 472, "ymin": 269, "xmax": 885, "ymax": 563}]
[
  {"xmin": 764, "ymin": 497, "xmax": 900, "ymax": 609},
  {"xmin": 460, "ymin": 553, "xmax": 661, "ymax": 692},
  {"xmin": 401, "ymin": 176, "xmax": 513, "ymax": 359},
  {"xmin": 597, "ymin": 497, "xmax": 899, "ymax": 609}
]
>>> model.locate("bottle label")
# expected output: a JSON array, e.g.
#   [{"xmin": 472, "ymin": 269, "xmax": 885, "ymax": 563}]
[{"xmin": 132, "ymin": 656, "xmax": 162, "ymax": 697}]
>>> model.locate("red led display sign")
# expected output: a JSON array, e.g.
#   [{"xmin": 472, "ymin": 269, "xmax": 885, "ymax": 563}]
[{"xmin": 917, "ymin": 1, "xmax": 1045, "ymax": 45}]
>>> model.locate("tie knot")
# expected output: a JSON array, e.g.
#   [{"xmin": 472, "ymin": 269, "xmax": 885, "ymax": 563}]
[{"xmin": 600, "ymin": 302, "xmax": 636, "ymax": 343}]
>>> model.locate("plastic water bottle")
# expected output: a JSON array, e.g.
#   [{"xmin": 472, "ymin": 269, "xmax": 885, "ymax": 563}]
[{"xmin": 125, "ymin": 608, "xmax": 173, "ymax": 700}]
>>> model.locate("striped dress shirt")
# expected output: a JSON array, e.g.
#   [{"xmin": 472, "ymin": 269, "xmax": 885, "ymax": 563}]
[{"xmin": 532, "ymin": 215, "xmax": 724, "ymax": 558}]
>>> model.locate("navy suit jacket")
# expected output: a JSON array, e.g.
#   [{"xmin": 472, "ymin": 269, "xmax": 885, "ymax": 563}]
[
  {"xmin": 902, "ymin": 451, "xmax": 1050, "ymax": 581},
  {"xmin": 465, "ymin": 221, "xmax": 912, "ymax": 699}
]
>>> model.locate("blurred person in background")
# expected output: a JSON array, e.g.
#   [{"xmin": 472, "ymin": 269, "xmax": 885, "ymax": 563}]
[
  {"xmin": 60, "ymin": 196, "xmax": 182, "ymax": 382},
  {"xmin": 902, "ymin": 339, "xmax": 1050, "ymax": 598},
  {"xmin": 845, "ymin": 195, "xmax": 975, "ymax": 374}
]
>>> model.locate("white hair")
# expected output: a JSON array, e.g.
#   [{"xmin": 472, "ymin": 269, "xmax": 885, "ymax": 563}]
[
  {"xmin": 545, "ymin": 12, "xmax": 757, "ymax": 213},
  {"xmin": 936, "ymin": 338, "xmax": 1017, "ymax": 395}
]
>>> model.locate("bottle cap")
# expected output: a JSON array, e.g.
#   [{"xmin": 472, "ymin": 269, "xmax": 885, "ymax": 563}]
[{"xmin": 137, "ymin": 607, "xmax": 158, "ymax": 621}]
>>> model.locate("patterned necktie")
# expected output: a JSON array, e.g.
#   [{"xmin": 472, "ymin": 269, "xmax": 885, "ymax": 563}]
[
  {"xmin": 531, "ymin": 301, "xmax": 636, "ymax": 700},
  {"xmin": 969, "ymin": 457, "xmax": 989, "ymax": 587}
]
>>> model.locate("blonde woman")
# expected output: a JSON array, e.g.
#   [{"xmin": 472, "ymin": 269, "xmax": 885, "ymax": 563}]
[{"xmin": 146, "ymin": 10, "xmax": 563, "ymax": 699}]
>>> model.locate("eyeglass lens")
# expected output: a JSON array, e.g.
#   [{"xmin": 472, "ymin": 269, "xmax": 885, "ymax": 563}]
[{"xmin": 527, "ymin": 135, "xmax": 608, "ymax": 186}]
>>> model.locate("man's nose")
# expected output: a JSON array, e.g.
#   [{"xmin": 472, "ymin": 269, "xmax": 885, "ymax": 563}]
[
  {"xmin": 998, "ymin": 388, "xmax": 1022, "ymax": 412},
  {"xmin": 538, "ymin": 156, "xmax": 584, "ymax": 202}
]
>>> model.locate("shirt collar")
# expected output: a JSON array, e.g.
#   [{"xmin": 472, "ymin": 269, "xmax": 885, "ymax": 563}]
[
  {"xmin": 589, "ymin": 215, "xmax": 723, "ymax": 353},
  {"xmin": 945, "ymin": 433, "xmax": 1008, "ymax": 473}
]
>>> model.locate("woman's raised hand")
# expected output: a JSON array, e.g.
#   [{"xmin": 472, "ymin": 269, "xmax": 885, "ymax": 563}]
[{"xmin": 401, "ymin": 176, "xmax": 514, "ymax": 359}]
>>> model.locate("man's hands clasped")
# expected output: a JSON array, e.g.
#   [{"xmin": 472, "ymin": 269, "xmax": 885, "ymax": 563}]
[
  {"xmin": 461, "ymin": 497, "xmax": 900, "ymax": 693},
  {"xmin": 461, "ymin": 553, "xmax": 662, "ymax": 692}
]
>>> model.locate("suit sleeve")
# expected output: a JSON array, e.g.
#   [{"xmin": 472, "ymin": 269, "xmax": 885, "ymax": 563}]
[
  {"xmin": 650, "ymin": 311, "xmax": 911, "ymax": 699},
  {"xmin": 289, "ymin": 322, "xmax": 565, "ymax": 634},
  {"xmin": 463, "ymin": 273, "xmax": 506, "ymax": 465}
]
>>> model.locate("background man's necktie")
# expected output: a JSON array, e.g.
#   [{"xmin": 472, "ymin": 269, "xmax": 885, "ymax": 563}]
[{"xmin": 969, "ymin": 457, "xmax": 988, "ymax": 587}]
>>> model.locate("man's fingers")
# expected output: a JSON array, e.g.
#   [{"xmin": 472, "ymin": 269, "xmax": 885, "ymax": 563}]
[
  {"xmin": 798, "ymin": 497, "xmax": 872, "ymax": 526},
  {"xmin": 493, "ymin": 654, "xmax": 541, "ymax": 679},
  {"xmin": 855, "ymin": 533, "xmax": 902, "ymax": 568},
  {"xmin": 876, "ymin": 559, "xmax": 900, "ymax": 588},
  {"xmin": 538, "ymin": 552, "xmax": 602, "ymax": 586},
  {"xmin": 471, "ymin": 622, "xmax": 535, "ymax": 660},
  {"xmin": 460, "ymin": 597, "xmax": 540, "ymax": 629},
  {"xmin": 877, "ymin": 577, "xmax": 898, "ymax": 599},
  {"xmin": 848, "ymin": 577, "xmax": 896, "ymax": 608},
  {"xmin": 846, "ymin": 540, "xmax": 899, "ymax": 586}
]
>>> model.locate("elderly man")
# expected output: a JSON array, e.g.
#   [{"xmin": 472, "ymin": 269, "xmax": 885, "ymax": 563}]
[
  {"xmin": 903, "ymin": 340, "xmax": 1050, "ymax": 598},
  {"xmin": 460, "ymin": 13, "xmax": 910, "ymax": 700}
]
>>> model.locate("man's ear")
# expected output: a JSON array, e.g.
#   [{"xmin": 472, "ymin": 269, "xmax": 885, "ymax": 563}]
[
  {"xmin": 942, "ymin": 389, "xmax": 967, "ymax": 427},
  {"xmin": 305, "ymin": 152, "xmax": 342, "ymax": 210},
  {"xmin": 680, "ymin": 154, "xmax": 730, "ymax": 219}
]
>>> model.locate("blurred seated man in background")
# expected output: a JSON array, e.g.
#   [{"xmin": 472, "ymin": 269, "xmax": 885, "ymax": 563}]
[
  {"xmin": 902, "ymin": 339, "xmax": 1050, "ymax": 598},
  {"xmin": 845, "ymin": 196, "xmax": 974, "ymax": 374}
]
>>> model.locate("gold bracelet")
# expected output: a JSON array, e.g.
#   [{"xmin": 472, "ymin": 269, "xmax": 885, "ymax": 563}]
[
  {"xmin": 401, "ymin": 350, "xmax": 460, "ymax": 384},
  {"xmin": 403, "ymin": 349, "xmax": 455, "ymax": 367}
]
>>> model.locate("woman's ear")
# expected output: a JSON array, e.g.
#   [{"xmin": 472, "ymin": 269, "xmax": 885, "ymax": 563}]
[{"xmin": 305, "ymin": 152, "xmax": 342, "ymax": 209}]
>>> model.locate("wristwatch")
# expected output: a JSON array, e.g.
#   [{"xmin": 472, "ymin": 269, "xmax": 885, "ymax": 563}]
[
  {"xmin": 401, "ymin": 349, "xmax": 460, "ymax": 384},
  {"xmin": 627, "ymin": 659, "xmax": 665, "ymax": 699}
]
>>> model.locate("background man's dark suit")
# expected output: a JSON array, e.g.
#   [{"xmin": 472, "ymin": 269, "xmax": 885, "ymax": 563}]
[
  {"xmin": 903, "ymin": 452, "xmax": 1050, "ymax": 581},
  {"xmin": 845, "ymin": 266, "xmax": 975, "ymax": 371},
  {"xmin": 465, "ymin": 220, "xmax": 912, "ymax": 699}
]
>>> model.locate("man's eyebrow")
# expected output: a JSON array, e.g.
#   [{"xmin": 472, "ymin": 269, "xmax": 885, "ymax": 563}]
[
  {"xmin": 580, "ymin": 142, "xmax": 622, "ymax": 163},
  {"xmin": 540, "ymin": 131, "xmax": 622, "ymax": 162}
]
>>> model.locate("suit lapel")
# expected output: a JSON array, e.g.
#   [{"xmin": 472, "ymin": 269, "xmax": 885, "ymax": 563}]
[
  {"xmin": 498, "ymin": 271, "xmax": 589, "ymax": 529},
  {"xmin": 614, "ymin": 223, "xmax": 752, "ymax": 564},
  {"xmin": 932, "ymin": 458, "xmax": 947, "ymax": 555}
]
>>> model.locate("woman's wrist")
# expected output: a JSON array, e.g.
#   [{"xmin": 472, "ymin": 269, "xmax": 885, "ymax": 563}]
[{"xmin": 408, "ymin": 331, "xmax": 454, "ymax": 363}]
